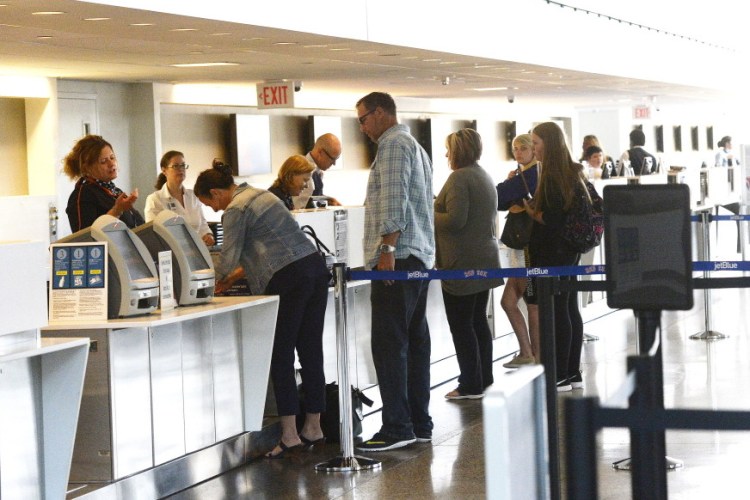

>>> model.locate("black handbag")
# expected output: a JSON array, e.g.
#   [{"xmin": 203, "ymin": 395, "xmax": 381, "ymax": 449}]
[
  {"xmin": 500, "ymin": 210, "xmax": 533, "ymax": 250},
  {"xmin": 500, "ymin": 166, "xmax": 534, "ymax": 250},
  {"xmin": 300, "ymin": 224, "xmax": 335, "ymax": 285},
  {"xmin": 297, "ymin": 382, "xmax": 374, "ymax": 443}
]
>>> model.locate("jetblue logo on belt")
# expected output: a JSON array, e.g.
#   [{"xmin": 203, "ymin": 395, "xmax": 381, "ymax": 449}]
[
  {"xmin": 714, "ymin": 261, "xmax": 738, "ymax": 270},
  {"xmin": 407, "ymin": 270, "xmax": 430, "ymax": 279},
  {"xmin": 526, "ymin": 267, "xmax": 549, "ymax": 276}
]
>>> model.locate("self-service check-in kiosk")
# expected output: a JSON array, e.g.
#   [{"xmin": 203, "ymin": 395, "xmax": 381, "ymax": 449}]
[
  {"xmin": 134, "ymin": 210, "xmax": 215, "ymax": 305},
  {"xmin": 57, "ymin": 215, "xmax": 160, "ymax": 318}
]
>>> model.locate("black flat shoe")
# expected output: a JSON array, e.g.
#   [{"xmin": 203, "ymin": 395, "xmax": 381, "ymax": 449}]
[
  {"xmin": 265, "ymin": 440, "xmax": 303, "ymax": 459},
  {"xmin": 300, "ymin": 434, "xmax": 326, "ymax": 449}
]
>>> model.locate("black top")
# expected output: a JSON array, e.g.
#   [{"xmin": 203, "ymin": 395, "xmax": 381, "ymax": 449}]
[
  {"xmin": 311, "ymin": 169, "xmax": 324, "ymax": 196},
  {"xmin": 528, "ymin": 183, "xmax": 580, "ymax": 267},
  {"xmin": 268, "ymin": 185, "xmax": 295, "ymax": 211},
  {"xmin": 627, "ymin": 147, "xmax": 658, "ymax": 175},
  {"xmin": 66, "ymin": 177, "xmax": 144, "ymax": 232}
]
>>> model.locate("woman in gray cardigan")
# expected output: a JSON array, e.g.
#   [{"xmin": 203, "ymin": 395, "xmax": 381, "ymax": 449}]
[{"xmin": 434, "ymin": 128, "xmax": 504, "ymax": 399}]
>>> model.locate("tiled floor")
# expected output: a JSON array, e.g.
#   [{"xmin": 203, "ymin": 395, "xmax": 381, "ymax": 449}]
[{"xmin": 169, "ymin": 276, "xmax": 750, "ymax": 499}]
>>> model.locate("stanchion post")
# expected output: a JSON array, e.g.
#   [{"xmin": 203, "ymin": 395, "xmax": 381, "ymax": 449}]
[
  {"xmin": 741, "ymin": 205, "xmax": 749, "ymax": 265},
  {"xmin": 564, "ymin": 396, "xmax": 599, "ymax": 500},
  {"xmin": 315, "ymin": 263, "xmax": 381, "ymax": 472},
  {"xmin": 628, "ymin": 351, "xmax": 668, "ymax": 500},
  {"xmin": 690, "ymin": 211, "xmax": 728, "ymax": 340},
  {"xmin": 537, "ymin": 276, "xmax": 561, "ymax": 500}
]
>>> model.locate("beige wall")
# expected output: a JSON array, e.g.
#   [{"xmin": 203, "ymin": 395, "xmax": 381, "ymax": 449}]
[{"xmin": 0, "ymin": 98, "xmax": 28, "ymax": 196}]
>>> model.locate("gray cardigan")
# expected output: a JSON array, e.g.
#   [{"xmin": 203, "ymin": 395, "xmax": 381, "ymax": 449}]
[{"xmin": 434, "ymin": 163, "xmax": 503, "ymax": 296}]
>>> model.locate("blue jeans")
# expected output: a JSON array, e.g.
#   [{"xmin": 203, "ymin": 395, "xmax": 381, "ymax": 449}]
[
  {"xmin": 370, "ymin": 256, "xmax": 433, "ymax": 440},
  {"xmin": 441, "ymin": 289, "xmax": 493, "ymax": 394}
]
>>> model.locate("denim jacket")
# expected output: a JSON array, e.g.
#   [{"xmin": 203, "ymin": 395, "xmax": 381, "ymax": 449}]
[{"xmin": 215, "ymin": 183, "xmax": 316, "ymax": 294}]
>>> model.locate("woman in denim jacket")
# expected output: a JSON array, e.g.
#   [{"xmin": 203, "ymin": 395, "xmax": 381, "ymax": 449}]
[{"xmin": 195, "ymin": 162, "xmax": 329, "ymax": 458}]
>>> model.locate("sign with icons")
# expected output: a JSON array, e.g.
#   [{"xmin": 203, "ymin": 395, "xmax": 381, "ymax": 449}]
[
  {"xmin": 49, "ymin": 241, "xmax": 108, "ymax": 322},
  {"xmin": 256, "ymin": 81, "xmax": 295, "ymax": 109}
]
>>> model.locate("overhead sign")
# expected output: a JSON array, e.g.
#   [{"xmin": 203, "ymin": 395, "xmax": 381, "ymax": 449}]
[
  {"xmin": 256, "ymin": 81, "xmax": 295, "ymax": 109},
  {"xmin": 633, "ymin": 105, "xmax": 651, "ymax": 120}
]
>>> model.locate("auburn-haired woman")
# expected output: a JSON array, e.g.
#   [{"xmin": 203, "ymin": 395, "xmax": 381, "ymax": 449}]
[
  {"xmin": 269, "ymin": 154, "xmax": 316, "ymax": 210},
  {"xmin": 63, "ymin": 134, "xmax": 144, "ymax": 232}
]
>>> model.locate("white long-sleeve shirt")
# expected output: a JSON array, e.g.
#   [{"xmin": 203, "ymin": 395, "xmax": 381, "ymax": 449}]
[{"xmin": 144, "ymin": 183, "xmax": 212, "ymax": 238}]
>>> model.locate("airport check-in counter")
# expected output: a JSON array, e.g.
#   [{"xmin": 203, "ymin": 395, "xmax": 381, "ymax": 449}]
[
  {"xmin": 42, "ymin": 295, "xmax": 279, "ymax": 485},
  {"xmin": 0, "ymin": 241, "xmax": 89, "ymax": 500}
]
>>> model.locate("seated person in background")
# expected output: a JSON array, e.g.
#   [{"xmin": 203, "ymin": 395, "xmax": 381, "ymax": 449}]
[
  {"xmin": 144, "ymin": 150, "xmax": 215, "ymax": 247},
  {"xmin": 583, "ymin": 145, "xmax": 606, "ymax": 179},
  {"xmin": 64, "ymin": 134, "xmax": 144, "ymax": 232},
  {"xmin": 269, "ymin": 155, "xmax": 316, "ymax": 210},
  {"xmin": 619, "ymin": 129, "xmax": 658, "ymax": 176},
  {"xmin": 580, "ymin": 134, "xmax": 614, "ymax": 166}
]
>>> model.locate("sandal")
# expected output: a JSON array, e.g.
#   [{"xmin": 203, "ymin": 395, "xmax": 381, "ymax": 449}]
[
  {"xmin": 265, "ymin": 440, "xmax": 303, "ymax": 459},
  {"xmin": 300, "ymin": 434, "xmax": 326, "ymax": 449}
]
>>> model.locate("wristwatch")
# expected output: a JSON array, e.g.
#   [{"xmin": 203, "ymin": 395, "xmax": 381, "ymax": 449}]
[{"xmin": 378, "ymin": 244, "xmax": 396, "ymax": 254}]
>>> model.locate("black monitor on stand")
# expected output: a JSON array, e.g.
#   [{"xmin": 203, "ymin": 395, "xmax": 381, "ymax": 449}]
[{"xmin": 603, "ymin": 183, "xmax": 693, "ymax": 485}]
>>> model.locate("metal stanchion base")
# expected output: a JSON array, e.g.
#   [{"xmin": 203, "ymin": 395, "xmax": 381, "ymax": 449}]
[
  {"xmin": 612, "ymin": 456, "xmax": 684, "ymax": 471},
  {"xmin": 689, "ymin": 330, "xmax": 728, "ymax": 341},
  {"xmin": 315, "ymin": 455, "xmax": 381, "ymax": 472},
  {"xmin": 583, "ymin": 333, "xmax": 599, "ymax": 342}
]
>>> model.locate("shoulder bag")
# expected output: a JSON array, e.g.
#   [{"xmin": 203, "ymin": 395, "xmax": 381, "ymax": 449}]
[{"xmin": 500, "ymin": 166, "xmax": 534, "ymax": 250}]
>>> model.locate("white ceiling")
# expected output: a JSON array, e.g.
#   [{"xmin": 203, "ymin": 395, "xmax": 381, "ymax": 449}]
[{"xmin": 0, "ymin": 0, "xmax": 736, "ymax": 107}]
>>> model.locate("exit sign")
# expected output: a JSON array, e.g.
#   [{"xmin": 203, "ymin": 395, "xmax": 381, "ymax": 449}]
[
  {"xmin": 256, "ymin": 82, "xmax": 295, "ymax": 109},
  {"xmin": 633, "ymin": 105, "xmax": 651, "ymax": 120}
]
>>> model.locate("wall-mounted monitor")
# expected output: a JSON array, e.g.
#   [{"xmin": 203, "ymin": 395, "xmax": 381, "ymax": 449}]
[
  {"xmin": 134, "ymin": 210, "xmax": 215, "ymax": 306},
  {"xmin": 691, "ymin": 126, "xmax": 700, "ymax": 151},
  {"xmin": 654, "ymin": 125, "xmax": 664, "ymax": 153},
  {"xmin": 673, "ymin": 125, "xmax": 682, "ymax": 152},
  {"xmin": 505, "ymin": 121, "xmax": 517, "ymax": 159},
  {"xmin": 57, "ymin": 215, "xmax": 159, "ymax": 318},
  {"xmin": 229, "ymin": 114, "xmax": 272, "ymax": 176}
]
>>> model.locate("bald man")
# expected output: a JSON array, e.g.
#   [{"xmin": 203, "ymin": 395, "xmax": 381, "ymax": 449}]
[{"xmin": 304, "ymin": 133, "xmax": 342, "ymax": 206}]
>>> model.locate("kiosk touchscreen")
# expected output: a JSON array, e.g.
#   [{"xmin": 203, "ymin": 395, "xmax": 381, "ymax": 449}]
[
  {"xmin": 57, "ymin": 215, "xmax": 160, "ymax": 318},
  {"xmin": 133, "ymin": 210, "xmax": 215, "ymax": 305}
]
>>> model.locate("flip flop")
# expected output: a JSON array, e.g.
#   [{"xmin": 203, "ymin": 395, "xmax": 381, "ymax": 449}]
[
  {"xmin": 300, "ymin": 434, "xmax": 326, "ymax": 449},
  {"xmin": 265, "ymin": 440, "xmax": 302, "ymax": 459}
]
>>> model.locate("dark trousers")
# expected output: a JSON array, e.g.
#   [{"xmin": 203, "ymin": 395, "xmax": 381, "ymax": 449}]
[
  {"xmin": 553, "ymin": 278, "xmax": 584, "ymax": 381},
  {"xmin": 370, "ymin": 256, "xmax": 433, "ymax": 440},
  {"xmin": 265, "ymin": 253, "xmax": 329, "ymax": 416},
  {"xmin": 441, "ymin": 289, "xmax": 493, "ymax": 394}
]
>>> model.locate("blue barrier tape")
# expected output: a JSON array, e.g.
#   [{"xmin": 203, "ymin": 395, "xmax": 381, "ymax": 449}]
[
  {"xmin": 690, "ymin": 214, "xmax": 750, "ymax": 222},
  {"xmin": 348, "ymin": 261, "xmax": 750, "ymax": 281}
]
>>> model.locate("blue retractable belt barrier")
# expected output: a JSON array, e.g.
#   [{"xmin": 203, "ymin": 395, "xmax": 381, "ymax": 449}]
[
  {"xmin": 690, "ymin": 214, "xmax": 750, "ymax": 222},
  {"xmin": 349, "ymin": 261, "xmax": 750, "ymax": 282}
]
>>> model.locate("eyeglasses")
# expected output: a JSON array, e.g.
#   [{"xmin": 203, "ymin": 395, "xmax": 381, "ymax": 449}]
[
  {"xmin": 169, "ymin": 163, "xmax": 189, "ymax": 170},
  {"xmin": 97, "ymin": 154, "xmax": 117, "ymax": 165},
  {"xmin": 321, "ymin": 148, "xmax": 340, "ymax": 164},
  {"xmin": 357, "ymin": 109, "xmax": 375, "ymax": 125}
]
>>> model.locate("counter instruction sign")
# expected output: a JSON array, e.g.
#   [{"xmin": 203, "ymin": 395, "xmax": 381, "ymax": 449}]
[
  {"xmin": 158, "ymin": 250, "xmax": 177, "ymax": 311},
  {"xmin": 49, "ymin": 242, "xmax": 107, "ymax": 322}
]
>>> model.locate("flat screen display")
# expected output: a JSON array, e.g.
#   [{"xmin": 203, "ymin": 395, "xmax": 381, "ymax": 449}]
[
  {"xmin": 106, "ymin": 229, "xmax": 155, "ymax": 281},
  {"xmin": 168, "ymin": 223, "xmax": 210, "ymax": 271},
  {"xmin": 604, "ymin": 184, "xmax": 693, "ymax": 310}
]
